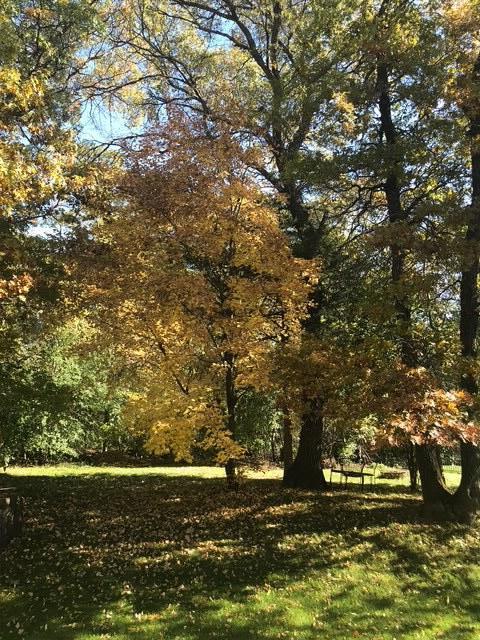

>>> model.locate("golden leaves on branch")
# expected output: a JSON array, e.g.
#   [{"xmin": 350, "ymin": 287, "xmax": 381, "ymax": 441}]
[
  {"xmin": 377, "ymin": 366, "xmax": 478, "ymax": 448},
  {"xmin": 0, "ymin": 274, "xmax": 33, "ymax": 302},
  {"xmin": 0, "ymin": 66, "xmax": 105, "ymax": 217},
  {"xmin": 78, "ymin": 114, "xmax": 316, "ymax": 464}
]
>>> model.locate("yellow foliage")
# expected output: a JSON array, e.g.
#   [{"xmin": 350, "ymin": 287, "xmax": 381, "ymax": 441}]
[
  {"xmin": 77, "ymin": 115, "xmax": 316, "ymax": 464},
  {"xmin": 0, "ymin": 274, "xmax": 33, "ymax": 301}
]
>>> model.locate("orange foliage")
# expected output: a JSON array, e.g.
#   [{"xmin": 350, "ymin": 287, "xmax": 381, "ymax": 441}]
[{"xmin": 377, "ymin": 367, "xmax": 478, "ymax": 448}]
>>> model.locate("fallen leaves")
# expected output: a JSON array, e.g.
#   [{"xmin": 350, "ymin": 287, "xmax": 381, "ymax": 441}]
[{"xmin": 1, "ymin": 466, "xmax": 480, "ymax": 639}]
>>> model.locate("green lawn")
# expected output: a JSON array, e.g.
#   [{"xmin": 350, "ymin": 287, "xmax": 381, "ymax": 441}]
[{"xmin": 1, "ymin": 465, "xmax": 479, "ymax": 640}]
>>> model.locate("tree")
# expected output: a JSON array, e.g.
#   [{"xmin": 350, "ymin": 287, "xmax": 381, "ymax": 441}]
[
  {"xmin": 86, "ymin": 0, "xmax": 366, "ymax": 487},
  {"xmin": 442, "ymin": 0, "xmax": 480, "ymax": 518},
  {"xmin": 74, "ymin": 115, "xmax": 315, "ymax": 483},
  {"xmin": 0, "ymin": 278, "xmax": 130, "ymax": 468},
  {"xmin": 0, "ymin": 0, "xmax": 108, "ymax": 317},
  {"xmin": 326, "ymin": 0, "xmax": 473, "ymax": 510},
  {"xmin": 0, "ymin": 1, "xmax": 124, "ymax": 465}
]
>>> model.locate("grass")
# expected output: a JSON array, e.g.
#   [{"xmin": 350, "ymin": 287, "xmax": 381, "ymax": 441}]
[{"xmin": 0, "ymin": 464, "xmax": 479, "ymax": 640}]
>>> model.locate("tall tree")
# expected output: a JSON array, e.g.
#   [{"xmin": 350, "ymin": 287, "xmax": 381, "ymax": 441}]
[
  {"xmin": 74, "ymin": 116, "xmax": 315, "ymax": 483},
  {"xmin": 442, "ymin": 0, "xmax": 480, "ymax": 518},
  {"xmin": 86, "ymin": 0, "xmax": 363, "ymax": 487},
  {"xmin": 0, "ymin": 0, "xmax": 103, "ymax": 325},
  {"xmin": 336, "ymin": 0, "xmax": 470, "ymax": 511},
  {"xmin": 0, "ymin": 0, "xmax": 119, "ymax": 469}
]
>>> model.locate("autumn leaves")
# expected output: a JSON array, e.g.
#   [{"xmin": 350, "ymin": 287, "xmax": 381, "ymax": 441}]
[{"xmin": 77, "ymin": 119, "xmax": 317, "ymax": 471}]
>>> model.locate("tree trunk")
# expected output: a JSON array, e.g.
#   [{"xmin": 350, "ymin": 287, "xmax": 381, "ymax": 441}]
[
  {"xmin": 377, "ymin": 59, "xmax": 448, "ymax": 508},
  {"xmin": 225, "ymin": 458, "xmax": 238, "ymax": 490},
  {"xmin": 277, "ymin": 186, "xmax": 325, "ymax": 488},
  {"xmin": 455, "ymin": 443, "xmax": 480, "ymax": 501},
  {"xmin": 283, "ymin": 408, "xmax": 327, "ymax": 489},
  {"xmin": 407, "ymin": 443, "xmax": 419, "ymax": 491},
  {"xmin": 270, "ymin": 431, "xmax": 277, "ymax": 463},
  {"xmin": 224, "ymin": 351, "xmax": 239, "ymax": 489},
  {"xmin": 415, "ymin": 444, "xmax": 452, "ymax": 516},
  {"xmin": 453, "ymin": 70, "xmax": 480, "ymax": 515}
]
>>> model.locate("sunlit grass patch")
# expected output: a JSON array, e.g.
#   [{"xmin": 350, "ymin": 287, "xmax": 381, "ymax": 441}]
[
  {"xmin": 1, "ymin": 464, "xmax": 479, "ymax": 640},
  {"xmin": 5, "ymin": 464, "xmax": 228, "ymax": 478}
]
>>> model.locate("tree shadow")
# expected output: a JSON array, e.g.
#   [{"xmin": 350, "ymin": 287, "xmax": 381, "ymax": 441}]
[{"xmin": 1, "ymin": 470, "xmax": 479, "ymax": 639}]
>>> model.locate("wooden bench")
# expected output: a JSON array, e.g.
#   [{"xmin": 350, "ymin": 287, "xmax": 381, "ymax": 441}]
[{"xmin": 329, "ymin": 462, "xmax": 377, "ymax": 489}]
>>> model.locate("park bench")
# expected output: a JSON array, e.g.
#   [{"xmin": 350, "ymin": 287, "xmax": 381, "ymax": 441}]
[
  {"xmin": 329, "ymin": 461, "xmax": 378, "ymax": 489},
  {"xmin": 0, "ymin": 487, "xmax": 23, "ymax": 548}
]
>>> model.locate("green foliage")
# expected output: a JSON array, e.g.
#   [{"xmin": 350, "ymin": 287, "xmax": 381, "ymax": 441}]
[
  {"xmin": 0, "ymin": 317, "xmax": 131, "ymax": 467},
  {"xmin": 0, "ymin": 0, "xmax": 100, "ymax": 110},
  {"xmin": 45, "ymin": 319, "xmax": 130, "ymax": 453},
  {"xmin": 329, "ymin": 415, "xmax": 379, "ymax": 463},
  {"xmin": 0, "ymin": 358, "xmax": 72, "ymax": 467},
  {"xmin": 236, "ymin": 391, "xmax": 281, "ymax": 459}
]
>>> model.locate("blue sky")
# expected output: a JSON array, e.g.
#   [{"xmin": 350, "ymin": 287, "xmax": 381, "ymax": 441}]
[{"xmin": 79, "ymin": 100, "xmax": 137, "ymax": 144}]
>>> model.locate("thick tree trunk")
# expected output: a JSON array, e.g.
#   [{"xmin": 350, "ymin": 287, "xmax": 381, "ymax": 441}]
[
  {"xmin": 225, "ymin": 458, "xmax": 238, "ymax": 489},
  {"xmin": 278, "ymin": 187, "xmax": 325, "ymax": 488},
  {"xmin": 415, "ymin": 444, "xmax": 451, "ymax": 513},
  {"xmin": 453, "ymin": 76, "xmax": 480, "ymax": 515},
  {"xmin": 377, "ymin": 60, "xmax": 448, "ymax": 508},
  {"xmin": 455, "ymin": 442, "xmax": 480, "ymax": 508},
  {"xmin": 283, "ymin": 409, "xmax": 327, "ymax": 489},
  {"xmin": 407, "ymin": 443, "xmax": 419, "ymax": 492}
]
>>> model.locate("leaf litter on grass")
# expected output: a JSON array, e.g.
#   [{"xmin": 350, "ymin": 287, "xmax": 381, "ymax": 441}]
[{"xmin": 1, "ymin": 465, "xmax": 480, "ymax": 640}]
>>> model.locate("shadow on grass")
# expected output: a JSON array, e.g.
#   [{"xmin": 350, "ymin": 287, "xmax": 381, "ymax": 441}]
[{"xmin": 0, "ymin": 470, "xmax": 479, "ymax": 639}]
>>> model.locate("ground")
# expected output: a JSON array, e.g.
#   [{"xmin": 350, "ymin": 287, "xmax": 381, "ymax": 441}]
[{"xmin": 0, "ymin": 465, "xmax": 479, "ymax": 640}]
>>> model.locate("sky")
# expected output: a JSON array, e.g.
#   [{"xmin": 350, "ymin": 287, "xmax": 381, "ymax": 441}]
[{"xmin": 79, "ymin": 101, "xmax": 136, "ymax": 144}]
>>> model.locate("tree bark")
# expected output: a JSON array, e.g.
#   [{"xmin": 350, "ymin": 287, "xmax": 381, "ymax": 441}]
[
  {"xmin": 453, "ymin": 55, "xmax": 480, "ymax": 516},
  {"xmin": 407, "ymin": 442, "xmax": 419, "ymax": 491},
  {"xmin": 377, "ymin": 60, "xmax": 449, "ymax": 509},
  {"xmin": 279, "ymin": 187, "xmax": 326, "ymax": 488},
  {"xmin": 225, "ymin": 458, "xmax": 238, "ymax": 489},
  {"xmin": 415, "ymin": 443, "xmax": 451, "ymax": 515},
  {"xmin": 283, "ymin": 406, "xmax": 327, "ymax": 489},
  {"xmin": 270, "ymin": 430, "xmax": 277, "ymax": 463},
  {"xmin": 224, "ymin": 351, "xmax": 238, "ymax": 489}
]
